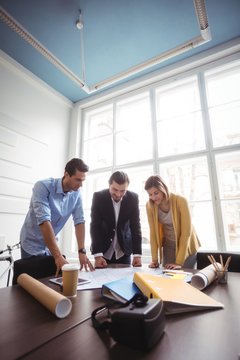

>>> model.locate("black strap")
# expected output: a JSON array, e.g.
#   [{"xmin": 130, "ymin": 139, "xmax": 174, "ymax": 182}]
[
  {"xmin": 124, "ymin": 293, "xmax": 148, "ymax": 307},
  {"xmin": 91, "ymin": 293, "xmax": 148, "ymax": 329}
]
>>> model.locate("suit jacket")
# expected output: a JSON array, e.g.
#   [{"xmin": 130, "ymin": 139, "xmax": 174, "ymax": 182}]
[{"xmin": 90, "ymin": 189, "xmax": 142, "ymax": 256}]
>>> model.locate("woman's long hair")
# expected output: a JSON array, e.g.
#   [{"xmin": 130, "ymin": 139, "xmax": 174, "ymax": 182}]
[{"xmin": 144, "ymin": 175, "xmax": 170, "ymax": 200}]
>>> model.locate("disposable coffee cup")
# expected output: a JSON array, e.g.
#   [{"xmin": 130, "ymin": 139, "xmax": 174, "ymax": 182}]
[{"xmin": 62, "ymin": 263, "xmax": 80, "ymax": 298}]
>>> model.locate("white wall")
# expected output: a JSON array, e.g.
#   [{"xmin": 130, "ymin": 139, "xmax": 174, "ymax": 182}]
[{"xmin": 0, "ymin": 51, "xmax": 73, "ymax": 287}]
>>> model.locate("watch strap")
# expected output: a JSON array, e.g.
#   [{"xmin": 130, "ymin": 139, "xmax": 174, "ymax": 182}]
[{"xmin": 78, "ymin": 248, "xmax": 86, "ymax": 254}]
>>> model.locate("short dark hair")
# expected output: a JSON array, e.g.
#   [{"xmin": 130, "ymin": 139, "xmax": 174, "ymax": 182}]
[
  {"xmin": 108, "ymin": 171, "xmax": 130, "ymax": 186},
  {"xmin": 65, "ymin": 158, "xmax": 89, "ymax": 176}
]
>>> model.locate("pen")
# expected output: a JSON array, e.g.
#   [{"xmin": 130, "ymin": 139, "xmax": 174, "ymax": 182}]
[
  {"xmin": 162, "ymin": 269, "xmax": 192, "ymax": 275},
  {"xmin": 164, "ymin": 273, "xmax": 175, "ymax": 277}
]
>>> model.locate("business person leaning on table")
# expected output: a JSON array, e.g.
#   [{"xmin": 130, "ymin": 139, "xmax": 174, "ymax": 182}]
[
  {"xmin": 144, "ymin": 175, "xmax": 201, "ymax": 270},
  {"xmin": 90, "ymin": 171, "xmax": 142, "ymax": 268},
  {"xmin": 19, "ymin": 158, "xmax": 94, "ymax": 276}
]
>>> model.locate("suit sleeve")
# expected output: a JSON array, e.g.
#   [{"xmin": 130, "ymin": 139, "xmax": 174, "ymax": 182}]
[{"xmin": 90, "ymin": 191, "xmax": 114, "ymax": 255}]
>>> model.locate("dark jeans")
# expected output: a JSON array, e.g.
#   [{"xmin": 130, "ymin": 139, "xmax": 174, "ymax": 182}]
[
  {"xmin": 13, "ymin": 253, "xmax": 57, "ymax": 285},
  {"xmin": 106, "ymin": 253, "xmax": 131, "ymax": 265}
]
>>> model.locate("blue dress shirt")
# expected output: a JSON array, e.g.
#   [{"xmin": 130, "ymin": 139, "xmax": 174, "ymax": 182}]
[{"xmin": 20, "ymin": 178, "xmax": 85, "ymax": 256}]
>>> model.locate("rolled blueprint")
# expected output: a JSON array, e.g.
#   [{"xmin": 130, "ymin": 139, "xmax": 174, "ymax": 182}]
[
  {"xmin": 191, "ymin": 263, "xmax": 221, "ymax": 290},
  {"xmin": 17, "ymin": 273, "xmax": 72, "ymax": 318}
]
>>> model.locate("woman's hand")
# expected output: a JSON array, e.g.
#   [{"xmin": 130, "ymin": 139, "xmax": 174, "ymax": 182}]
[
  {"xmin": 148, "ymin": 261, "xmax": 160, "ymax": 268},
  {"xmin": 164, "ymin": 263, "xmax": 181, "ymax": 270}
]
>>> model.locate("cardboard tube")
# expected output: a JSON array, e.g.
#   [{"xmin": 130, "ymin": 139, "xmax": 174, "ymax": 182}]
[
  {"xmin": 191, "ymin": 263, "xmax": 221, "ymax": 290},
  {"xmin": 17, "ymin": 273, "xmax": 72, "ymax": 318}
]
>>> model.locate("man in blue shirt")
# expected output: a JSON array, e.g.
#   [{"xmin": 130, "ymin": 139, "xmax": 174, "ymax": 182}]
[{"xmin": 20, "ymin": 158, "xmax": 94, "ymax": 274}]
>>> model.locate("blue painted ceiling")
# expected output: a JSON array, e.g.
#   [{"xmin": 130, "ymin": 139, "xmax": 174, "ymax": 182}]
[{"xmin": 0, "ymin": 0, "xmax": 239, "ymax": 103}]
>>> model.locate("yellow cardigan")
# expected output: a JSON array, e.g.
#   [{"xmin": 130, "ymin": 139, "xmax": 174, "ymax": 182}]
[{"xmin": 146, "ymin": 193, "xmax": 201, "ymax": 266}]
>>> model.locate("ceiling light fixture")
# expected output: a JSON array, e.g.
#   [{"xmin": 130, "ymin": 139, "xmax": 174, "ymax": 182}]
[
  {"xmin": 0, "ymin": 5, "xmax": 86, "ymax": 89},
  {"xmin": 76, "ymin": 10, "xmax": 84, "ymax": 30},
  {"xmin": 76, "ymin": 10, "xmax": 86, "ymax": 84},
  {"xmin": 0, "ymin": 0, "xmax": 211, "ymax": 95}
]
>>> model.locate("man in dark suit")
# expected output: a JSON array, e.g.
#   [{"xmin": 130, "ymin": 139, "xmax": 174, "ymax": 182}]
[{"xmin": 90, "ymin": 171, "xmax": 142, "ymax": 268}]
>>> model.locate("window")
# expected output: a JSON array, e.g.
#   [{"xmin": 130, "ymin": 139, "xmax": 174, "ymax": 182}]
[
  {"xmin": 79, "ymin": 57, "xmax": 240, "ymax": 261},
  {"xmin": 205, "ymin": 61, "xmax": 240, "ymax": 148},
  {"xmin": 215, "ymin": 151, "xmax": 240, "ymax": 251},
  {"xmin": 156, "ymin": 77, "xmax": 206, "ymax": 156},
  {"xmin": 115, "ymin": 93, "xmax": 153, "ymax": 164},
  {"xmin": 159, "ymin": 157, "xmax": 216, "ymax": 250},
  {"xmin": 83, "ymin": 105, "xmax": 113, "ymax": 169}
]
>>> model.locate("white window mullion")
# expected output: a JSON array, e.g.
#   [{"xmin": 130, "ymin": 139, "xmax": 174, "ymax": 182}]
[
  {"xmin": 149, "ymin": 88, "xmax": 159, "ymax": 173},
  {"xmin": 198, "ymin": 72, "xmax": 226, "ymax": 250}
]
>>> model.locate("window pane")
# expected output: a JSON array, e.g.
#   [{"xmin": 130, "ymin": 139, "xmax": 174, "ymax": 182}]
[
  {"xmin": 116, "ymin": 128, "xmax": 153, "ymax": 164},
  {"xmin": 126, "ymin": 165, "xmax": 154, "ymax": 205},
  {"xmin": 81, "ymin": 171, "xmax": 111, "ymax": 250},
  {"xmin": 205, "ymin": 62, "xmax": 240, "ymax": 106},
  {"xmin": 208, "ymin": 102, "xmax": 240, "ymax": 147},
  {"xmin": 116, "ymin": 93, "xmax": 151, "ymax": 131},
  {"xmin": 191, "ymin": 202, "xmax": 217, "ymax": 250},
  {"xmin": 216, "ymin": 151, "xmax": 240, "ymax": 199},
  {"xmin": 157, "ymin": 112, "xmax": 205, "ymax": 156},
  {"xmin": 115, "ymin": 93, "xmax": 153, "ymax": 164},
  {"xmin": 159, "ymin": 157, "xmax": 216, "ymax": 249},
  {"xmin": 205, "ymin": 61, "xmax": 240, "ymax": 147},
  {"xmin": 126, "ymin": 165, "xmax": 154, "ymax": 263},
  {"xmin": 221, "ymin": 201, "xmax": 240, "ymax": 252},
  {"xmin": 216, "ymin": 151, "xmax": 240, "ymax": 250},
  {"xmin": 156, "ymin": 77, "xmax": 205, "ymax": 156},
  {"xmin": 83, "ymin": 106, "xmax": 113, "ymax": 169},
  {"xmin": 83, "ymin": 105, "xmax": 113, "ymax": 170},
  {"xmin": 84, "ymin": 106, "xmax": 113, "ymax": 139},
  {"xmin": 83, "ymin": 172, "xmax": 111, "ymax": 209},
  {"xmin": 83, "ymin": 136, "xmax": 113, "ymax": 169},
  {"xmin": 159, "ymin": 157, "xmax": 212, "ymax": 201}
]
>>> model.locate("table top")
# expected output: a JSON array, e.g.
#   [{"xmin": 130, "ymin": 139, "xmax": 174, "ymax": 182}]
[
  {"xmin": 1, "ymin": 271, "xmax": 240, "ymax": 360},
  {"xmin": 0, "ymin": 279, "xmax": 105, "ymax": 360}
]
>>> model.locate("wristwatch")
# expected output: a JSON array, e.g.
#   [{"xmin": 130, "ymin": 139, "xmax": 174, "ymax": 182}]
[{"xmin": 78, "ymin": 248, "xmax": 86, "ymax": 255}]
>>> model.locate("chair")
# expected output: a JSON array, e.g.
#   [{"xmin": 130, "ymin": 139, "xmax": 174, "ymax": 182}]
[
  {"xmin": 12, "ymin": 255, "xmax": 57, "ymax": 285},
  {"xmin": 197, "ymin": 251, "xmax": 240, "ymax": 272}
]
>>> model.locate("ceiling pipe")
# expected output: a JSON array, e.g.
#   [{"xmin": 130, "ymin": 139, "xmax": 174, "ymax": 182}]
[
  {"xmin": 0, "ymin": 6, "xmax": 89, "ymax": 92},
  {"xmin": 0, "ymin": 0, "xmax": 210, "ymax": 95}
]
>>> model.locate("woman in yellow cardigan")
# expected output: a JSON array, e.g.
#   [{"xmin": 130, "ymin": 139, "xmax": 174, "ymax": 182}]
[{"xmin": 144, "ymin": 175, "xmax": 200, "ymax": 269}]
